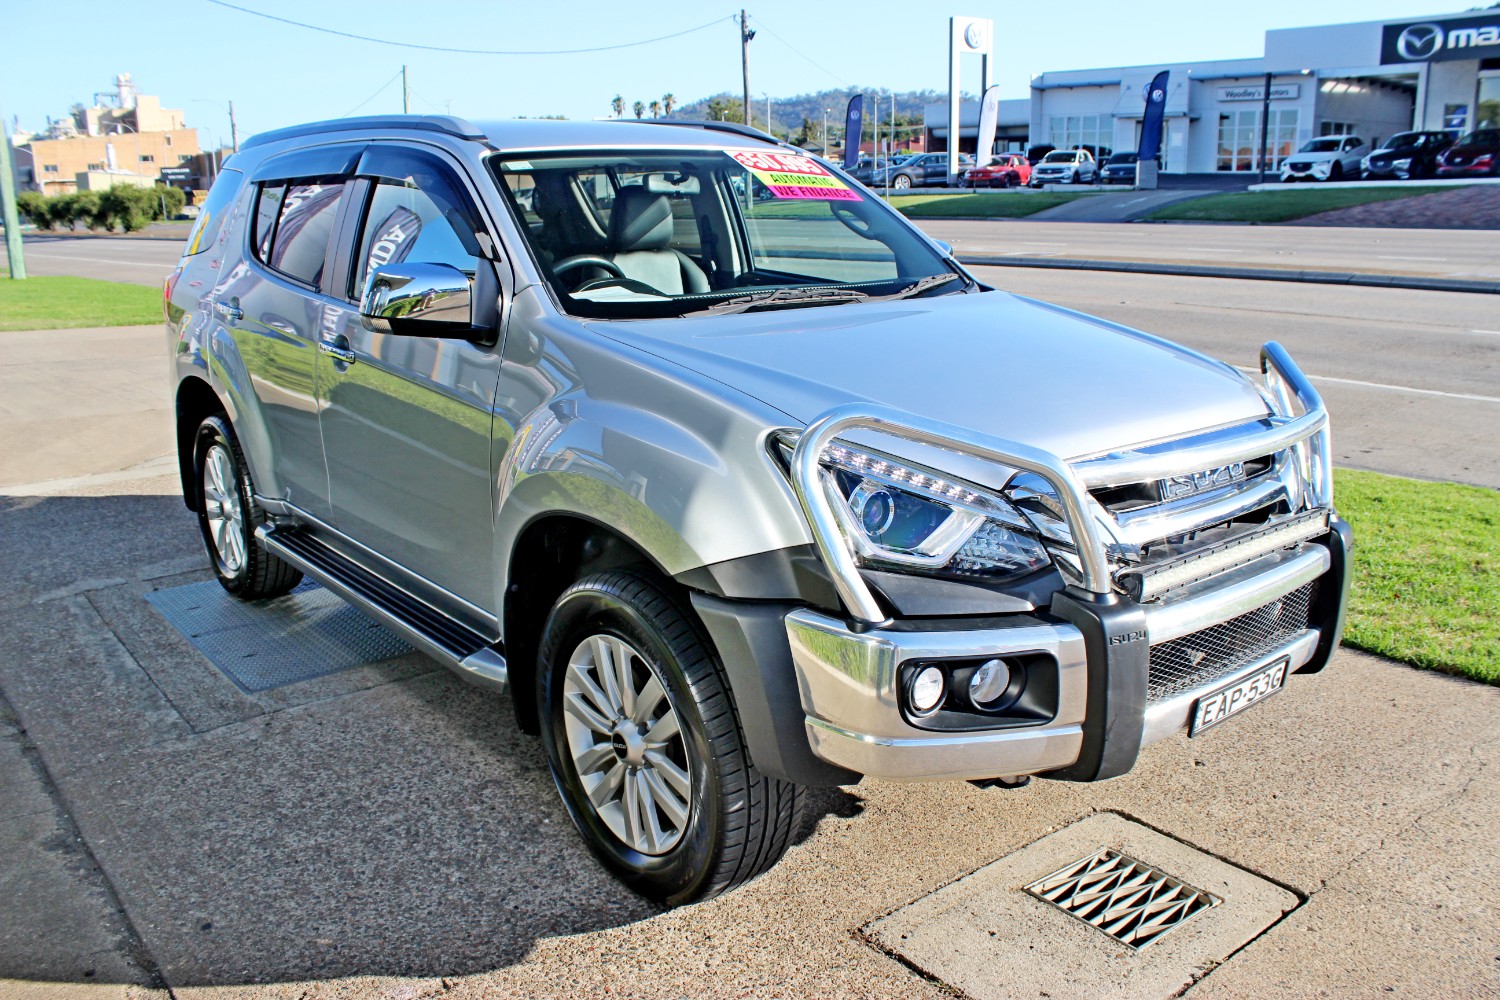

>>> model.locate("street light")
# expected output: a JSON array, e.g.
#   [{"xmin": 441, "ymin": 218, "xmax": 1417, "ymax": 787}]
[
  {"xmin": 191, "ymin": 98, "xmax": 238, "ymax": 152},
  {"xmin": 822, "ymin": 108, "xmax": 830, "ymax": 156}
]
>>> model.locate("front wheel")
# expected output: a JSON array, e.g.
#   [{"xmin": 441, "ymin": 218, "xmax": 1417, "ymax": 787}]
[
  {"xmin": 193, "ymin": 415, "xmax": 302, "ymax": 599},
  {"xmin": 538, "ymin": 571, "xmax": 804, "ymax": 906},
  {"xmin": 892, "ymin": 174, "xmax": 912, "ymax": 190}
]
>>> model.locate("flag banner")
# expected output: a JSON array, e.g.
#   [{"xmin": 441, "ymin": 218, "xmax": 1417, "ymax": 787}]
[
  {"xmin": 975, "ymin": 86, "xmax": 1002, "ymax": 167},
  {"xmin": 1139, "ymin": 71, "xmax": 1170, "ymax": 162},
  {"xmin": 843, "ymin": 95, "xmax": 864, "ymax": 169},
  {"xmin": 365, "ymin": 206, "xmax": 424, "ymax": 274}
]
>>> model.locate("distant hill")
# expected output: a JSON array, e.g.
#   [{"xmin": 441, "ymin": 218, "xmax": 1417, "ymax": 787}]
[{"xmin": 616, "ymin": 88, "xmax": 961, "ymax": 142}]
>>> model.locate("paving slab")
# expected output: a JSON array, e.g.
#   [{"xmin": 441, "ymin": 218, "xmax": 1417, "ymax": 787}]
[{"xmin": 866, "ymin": 812, "xmax": 1299, "ymax": 999}]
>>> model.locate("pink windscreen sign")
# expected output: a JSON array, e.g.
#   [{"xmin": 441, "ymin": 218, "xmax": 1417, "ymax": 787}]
[{"xmin": 728, "ymin": 150, "xmax": 860, "ymax": 201}]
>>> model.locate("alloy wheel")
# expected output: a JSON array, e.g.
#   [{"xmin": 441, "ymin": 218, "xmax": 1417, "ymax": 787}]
[
  {"xmin": 562, "ymin": 633, "xmax": 693, "ymax": 855},
  {"xmin": 201, "ymin": 443, "xmax": 245, "ymax": 573}
]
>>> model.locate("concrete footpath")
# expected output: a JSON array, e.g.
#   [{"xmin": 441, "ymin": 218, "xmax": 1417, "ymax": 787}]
[{"xmin": 1, "ymin": 327, "xmax": 1497, "ymax": 998}]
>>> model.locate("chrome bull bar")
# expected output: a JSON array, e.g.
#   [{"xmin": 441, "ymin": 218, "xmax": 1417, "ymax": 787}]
[{"xmin": 788, "ymin": 341, "xmax": 1331, "ymax": 625}]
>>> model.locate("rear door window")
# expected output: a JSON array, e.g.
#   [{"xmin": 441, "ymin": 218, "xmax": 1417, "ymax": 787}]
[{"xmin": 252, "ymin": 179, "xmax": 347, "ymax": 286}]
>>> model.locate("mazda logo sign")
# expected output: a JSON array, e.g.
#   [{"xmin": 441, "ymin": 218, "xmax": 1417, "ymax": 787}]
[{"xmin": 1397, "ymin": 23, "xmax": 1444, "ymax": 60}]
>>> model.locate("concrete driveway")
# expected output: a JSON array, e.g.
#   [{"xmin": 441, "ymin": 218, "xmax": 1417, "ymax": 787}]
[{"xmin": 1, "ymin": 254, "xmax": 1497, "ymax": 997}]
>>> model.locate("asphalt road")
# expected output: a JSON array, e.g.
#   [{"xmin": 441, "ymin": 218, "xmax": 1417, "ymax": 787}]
[{"xmin": 925, "ymin": 219, "xmax": 1500, "ymax": 281}]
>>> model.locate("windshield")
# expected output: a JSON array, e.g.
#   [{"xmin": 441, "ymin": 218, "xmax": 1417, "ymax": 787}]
[
  {"xmin": 1457, "ymin": 130, "xmax": 1500, "ymax": 147},
  {"xmin": 1300, "ymin": 138, "xmax": 1343, "ymax": 153},
  {"xmin": 1107, "ymin": 153, "xmax": 1138, "ymax": 165},
  {"xmin": 492, "ymin": 148, "xmax": 968, "ymax": 319},
  {"xmin": 1381, "ymin": 132, "xmax": 1420, "ymax": 150},
  {"xmin": 1042, "ymin": 151, "xmax": 1076, "ymax": 163}
]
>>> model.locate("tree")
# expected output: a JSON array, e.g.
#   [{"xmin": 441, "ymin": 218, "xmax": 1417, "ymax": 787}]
[
  {"xmin": 632, "ymin": 101, "xmax": 645, "ymax": 120},
  {"xmin": 15, "ymin": 191, "xmax": 51, "ymax": 229},
  {"xmin": 793, "ymin": 116, "xmax": 815, "ymax": 147},
  {"xmin": 611, "ymin": 95, "xmax": 624, "ymax": 118},
  {"xmin": 649, "ymin": 100, "xmax": 661, "ymax": 119},
  {"xmin": 662, "ymin": 93, "xmax": 676, "ymax": 117},
  {"xmin": 706, "ymin": 97, "xmax": 744, "ymax": 124}
]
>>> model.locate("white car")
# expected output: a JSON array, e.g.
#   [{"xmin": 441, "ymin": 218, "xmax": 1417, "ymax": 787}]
[
  {"xmin": 1028, "ymin": 149, "xmax": 1097, "ymax": 186},
  {"xmin": 1280, "ymin": 136, "xmax": 1367, "ymax": 182}
]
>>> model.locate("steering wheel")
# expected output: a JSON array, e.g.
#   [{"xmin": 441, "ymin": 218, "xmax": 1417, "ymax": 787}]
[
  {"xmin": 573, "ymin": 276, "xmax": 668, "ymax": 296},
  {"xmin": 552, "ymin": 255, "xmax": 625, "ymax": 281}
]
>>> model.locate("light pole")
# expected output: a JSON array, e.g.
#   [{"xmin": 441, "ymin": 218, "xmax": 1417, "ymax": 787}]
[
  {"xmin": 192, "ymin": 99, "xmax": 237, "ymax": 152},
  {"xmin": 822, "ymin": 108, "xmax": 829, "ymax": 156}
]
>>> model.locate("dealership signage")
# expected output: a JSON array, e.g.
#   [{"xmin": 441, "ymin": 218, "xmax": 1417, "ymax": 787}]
[
  {"xmin": 1381, "ymin": 14, "xmax": 1500, "ymax": 64},
  {"xmin": 1217, "ymin": 84, "xmax": 1300, "ymax": 102}
]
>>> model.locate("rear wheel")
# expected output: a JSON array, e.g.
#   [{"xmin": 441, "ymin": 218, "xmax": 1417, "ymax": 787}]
[
  {"xmin": 538, "ymin": 571, "xmax": 804, "ymax": 906},
  {"xmin": 193, "ymin": 415, "xmax": 302, "ymax": 599},
  {"xmin": 892, "ymin": 174, "xmax": 912, "ymax": 190}
]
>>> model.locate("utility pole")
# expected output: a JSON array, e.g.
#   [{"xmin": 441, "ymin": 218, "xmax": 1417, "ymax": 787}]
[
  {"xmin": 402, "ymin": 65, "xmax": 411, "ymax": 115},
  {"xmin": 1256, "ymin": 71, "xmax": 1273, "ymax": 185},
  {"xmin": 739, "ymin": 11, "xmax": 754, "ymax": 128},
  {"xmin": 0, "ymin": 95, "xmax": 25, "ymax": 279},
  {"xmin": 228, "ymin": 100, "xmax": 238, "ymax": 153},
  {"xmin": 822, "ymin": 108, "xmax": 828, "ymax": 154}
]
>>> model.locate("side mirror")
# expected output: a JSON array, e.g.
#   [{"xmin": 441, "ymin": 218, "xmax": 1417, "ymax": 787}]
[{"xmin": 359, "ymin": 262, "xmax": 472, "ymax": 334}]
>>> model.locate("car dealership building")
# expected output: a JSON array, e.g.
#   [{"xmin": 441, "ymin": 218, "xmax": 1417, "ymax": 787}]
[{"xmin": 927, "ymin": 10, "xmax": 1499, "ymax": 174}]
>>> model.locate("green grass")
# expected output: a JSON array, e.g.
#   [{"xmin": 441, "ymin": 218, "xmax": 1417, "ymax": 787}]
[
  {"xmin": 0, "ymin": 276, "xmax": 162, "ymax": 331},
  {"xmin": 1335, "ymin": 469, "xmax": 1498, "ymax": 684},
  {"xmin": 1146, "ymin": 186, "xmax": 1455, "ymax": 223},
  {"xmin": 888, "ymin": 192, "xmax": 1090, "ymax": 218}
]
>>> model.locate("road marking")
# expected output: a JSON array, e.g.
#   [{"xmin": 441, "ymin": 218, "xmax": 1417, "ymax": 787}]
[
  {"xmin": 1235, "ymin": 366, "xmax": 1500, "ymax": 403},
  {"xmin": 1183, "ymin": 247, "xmax": 1242, "ymax": 253},
  {"xmin": 1471, "ymin": 329, "xmax": 1500, "ymax": 335},
  {"xmin": 11, "ymin": 252, "xmax": 171, "ymax": 269},
  {"xmin": 1376, "ymin": 255, "xmax": 1447, "ymax": 261}
]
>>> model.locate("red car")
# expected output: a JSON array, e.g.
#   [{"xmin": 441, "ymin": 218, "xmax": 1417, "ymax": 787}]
[
  {"xmin": 1436, "ymin": 129, "xmax": 1500, "ymax": 178},
  {"xmin": 961, "ymin": 153, "xmax": 1032, "ymax": 188}
]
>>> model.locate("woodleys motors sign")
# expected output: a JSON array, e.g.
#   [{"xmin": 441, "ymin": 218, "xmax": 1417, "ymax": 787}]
[
  {"xmin": 1217, "ymin": 85, "xmax": 1300, "ymax": 102},
  {"xmin": 1381, "ymin": 13, "xmax": 1500, "ymax": 64}
]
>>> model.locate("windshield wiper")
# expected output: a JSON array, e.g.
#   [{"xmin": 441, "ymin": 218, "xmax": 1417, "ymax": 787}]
[{"xmin": 685, "ymin": 272, "xmax": 964, "ymax": 318}]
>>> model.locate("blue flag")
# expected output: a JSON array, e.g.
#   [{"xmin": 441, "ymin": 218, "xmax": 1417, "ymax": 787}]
[
  {"xmin": 1139, "ymin": 71, "xmax": 1169, "ymax": 162},
  {"xmin": 843, "ymin": 96, "xmax": 863, "ymax": 170}
]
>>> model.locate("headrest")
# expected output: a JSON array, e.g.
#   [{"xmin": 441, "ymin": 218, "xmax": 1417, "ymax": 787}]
[{"xmin": 609, "ymin": 187, "xmax": 674, "ymax": 252}]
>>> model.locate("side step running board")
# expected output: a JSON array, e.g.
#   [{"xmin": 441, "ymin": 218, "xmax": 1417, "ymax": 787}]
[{"xmin": 257, "ymin": 525, "xmax": 508, "ymax": 693}]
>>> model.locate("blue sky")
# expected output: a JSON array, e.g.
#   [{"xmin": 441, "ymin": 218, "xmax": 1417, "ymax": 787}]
[{"xmin": 2, "ymin": 0, "xmax": 1472, "ymax": 147}]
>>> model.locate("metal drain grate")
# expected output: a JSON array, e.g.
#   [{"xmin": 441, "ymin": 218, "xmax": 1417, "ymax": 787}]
[
  {"xmin": 146, "ymin": 578, "xmax": 415, "ymax": 692},
  {"xmin": 1025, "ymin": 847, "xmax": 1220, "ymax": 949}
]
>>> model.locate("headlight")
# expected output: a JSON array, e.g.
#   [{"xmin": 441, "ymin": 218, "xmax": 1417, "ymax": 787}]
[
  {"xmin": 817, "ymin": 442, "xmax": 1053, "ymax": 582},
  {"xmin": 1392, "ymin": 157, "xmax": 1412, "ymax": 168},
  {"xmin": 1360, "ymin": 156, "xmax": 1371, "ymax": 170}
]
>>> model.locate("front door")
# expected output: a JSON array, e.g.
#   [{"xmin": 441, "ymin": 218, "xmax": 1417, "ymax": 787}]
[{"xmin": 316, "ymin": 144, "xmax": 506, "ymax": 631}]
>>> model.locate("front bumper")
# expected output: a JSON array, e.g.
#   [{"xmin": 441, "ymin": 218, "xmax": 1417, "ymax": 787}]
[{"xmin": 785, "ymin": 527, "xmax": 1348, "ymax": 781}]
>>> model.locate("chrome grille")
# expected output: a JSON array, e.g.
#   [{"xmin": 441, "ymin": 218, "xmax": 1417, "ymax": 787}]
[
  {"xmin": 1148, "ymin": 582, "xmax": 1318, "ymax": 702},
  {"xmin": 1024, "ymin": 848, "xmax": 1219, "ymax": 949}
]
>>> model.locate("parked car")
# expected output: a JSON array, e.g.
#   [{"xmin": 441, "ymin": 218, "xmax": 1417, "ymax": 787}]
[
  {"xmin": 1280, "ymin": 136, "xmax": 1367, "ymax": 182},
  {"xmin": 1436, "ymin": 128, "xmax": 1500, "ymax": 178},
  {"xmin": 846, "ymin": 156, "xmax": 889, "ymax": 185},
  {"xmin": 166, "ymin": 115, "xmax": 1351, "ymax": 907},
  {"xmin": 871, "ymin": 152, "xmax": 975, "ymax": 189},
  {"xmin": 1029, "ymin": 148, "xmax": 1097, "ymax": 186},
  {"xmin": 960, "ymin": 153, "xmax": 1032, "ymax": 188},
  {"xmin": 1100, "ymin": 151, "xmax": 1142, "ymax": 185},
  {"xmin": 1360, "ymin": 131, "xmax": 1459, "ymax": 180}
]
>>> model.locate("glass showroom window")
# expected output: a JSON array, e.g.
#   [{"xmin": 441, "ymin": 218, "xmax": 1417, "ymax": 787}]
[
  {"xmin": 1049, "ymin": 115, "xmax": 1109, "ymax": 155},
  {"xmin": 1217, "ymin": 109, "xmax": 1299, "ymax": 171}
]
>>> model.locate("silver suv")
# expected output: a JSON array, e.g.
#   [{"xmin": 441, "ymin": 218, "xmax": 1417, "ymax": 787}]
[{"xmin": 166, "ymin": 116, "xmax": 1351, "ymax": 905}]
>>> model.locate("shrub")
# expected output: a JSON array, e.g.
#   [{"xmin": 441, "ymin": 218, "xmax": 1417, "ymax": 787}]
[
  {"xmin": 57, "ymin": 191, "xmax": 101, "ymax": 230},
  {"xmin": 92, "ymin": 185, "xmax": 157, "ymax": 232},
  {"xmin": 16, "ymin": 190, "xmax": 51, "ymax": 229}
]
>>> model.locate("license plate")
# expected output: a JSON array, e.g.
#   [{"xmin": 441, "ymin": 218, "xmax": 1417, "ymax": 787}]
[{"xmin": 1190, "ymin": 658, "xmax": 1288, "ymax": 736}]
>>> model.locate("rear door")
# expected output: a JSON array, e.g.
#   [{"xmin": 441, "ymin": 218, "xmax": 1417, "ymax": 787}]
[
  {"xmin": 315, "ymin": 142, "xmax": 508, "ymax": 632},
  {"xmin": 231, "ymin": 143, "xmax": 364, "ymax": 521}
]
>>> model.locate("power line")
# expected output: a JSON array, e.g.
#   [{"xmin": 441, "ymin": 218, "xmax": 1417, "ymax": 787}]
[
  {"xmin": 204, "ymin": 1, "xmax": 734, "ymax": 56},
  {"xmin": 748, "ymin": 15, "xmax": 850, "ymax": 87},
  {"xmin": 340, "ymin": 69, "xmax": 404, "ymax": 118}
]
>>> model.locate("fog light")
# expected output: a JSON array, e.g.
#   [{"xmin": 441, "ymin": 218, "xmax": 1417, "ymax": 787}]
[
  {"xmin": 968, "ymin": 658, "xmax": 1011, "ymax": 707},
  {"xmin": 910, "ymin": 665, "xmax": 945, "ymax": 713}
]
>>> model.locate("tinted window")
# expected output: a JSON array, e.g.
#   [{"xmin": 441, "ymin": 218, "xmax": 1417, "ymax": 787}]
[
  {"xmin": 266, "ymin": 180, "xmax": 346, "ymax": 286},
  {"xmin": 184, "ymin": 169, "xmax": 243, "ymax": 256},
  {"xmin": 1458, "ymin": 130, "xmax": 1500, "ymax": 146},
  {"xmin": 1384, "ymin": 133, "xmax": 1420, "ymax": 150},
  {"xmin": 353, "ymin": 178, "xmax": 483, "ymax": 297},
  {"xmin": 253, "ymin": 183, "xmax": 285, "ymax": 262}
]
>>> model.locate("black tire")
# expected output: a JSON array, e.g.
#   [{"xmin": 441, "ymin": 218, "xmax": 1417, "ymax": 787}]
[
  {"xmin": 1329, "ymin": 162, "xmax": 1343, "ymax": 181},
  {"xmin": 192, "ymin": 415, "xmax": 302, "ymax": 599},
  {"xmin": 537, "ymin": 571, "xmax": 804, "ymax": 906}
]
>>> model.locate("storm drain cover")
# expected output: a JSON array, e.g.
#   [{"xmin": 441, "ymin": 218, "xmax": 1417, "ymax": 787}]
[
  {"xmin": 1024, "ymin": 847, "xmax": 1219, "ymax": 949},
  {"xmin": 146, "ymin": 578, "xmax": 415, "ymax": 692},
  {"xmin": 864, "ymin": 813, "xmax": 1297, "ymax": 1000}
]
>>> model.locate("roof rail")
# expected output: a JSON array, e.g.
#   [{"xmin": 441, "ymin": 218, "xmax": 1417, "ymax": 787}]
[
  {"xmin": 240, "ymin": 115, "xmax": 487, "ymax": 151},
  {"xmin": 634, "ymin": 119, "xmax": 784, "ymax": 146}
]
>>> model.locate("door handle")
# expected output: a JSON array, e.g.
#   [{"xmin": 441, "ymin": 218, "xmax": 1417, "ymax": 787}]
[
  {"xmin": 214, "ymin": 301, "xmax": 244, "ymax": 323},
  {"xmin": 320, "ymin": 342, "xmax": 357, "ymax": 366}
]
